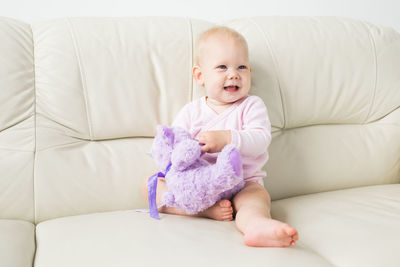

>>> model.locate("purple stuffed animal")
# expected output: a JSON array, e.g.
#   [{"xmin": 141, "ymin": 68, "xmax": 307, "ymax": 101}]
[{"xmin": 150, "ymin": 125, "xmax": 244, "ymax": 215}]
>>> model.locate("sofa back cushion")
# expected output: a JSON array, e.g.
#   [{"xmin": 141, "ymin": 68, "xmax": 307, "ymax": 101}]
[
  {"xmin": 224, "ymin": 17, "xmax": 400, "ymax": 200},
  {"xmin": 0, "ymin": 18, "xmax": 35, "ymax": 222},
  {"xmin": 32, "ymin": 17, "xmax": 213, "ymax": 222},
  {"xmin": 31, "ymin": 17, "xmax": 400, "ymax": 222}
]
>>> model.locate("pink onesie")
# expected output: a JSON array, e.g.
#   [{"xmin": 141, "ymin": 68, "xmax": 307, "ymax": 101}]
[{"xmin": 172, "ymin": 95, "xmax": 271, "ymax": 185}]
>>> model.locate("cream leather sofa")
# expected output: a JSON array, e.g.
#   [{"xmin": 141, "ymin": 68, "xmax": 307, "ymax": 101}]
[{"xmin": 1, "ymin": 16, "xmax": 399, "ymax": 267}]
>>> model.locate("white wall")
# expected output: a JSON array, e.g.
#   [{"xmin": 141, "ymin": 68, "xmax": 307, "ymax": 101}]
[{"xmin": 2, "ymin": 0, "xmax": 400, "ymax": 32}]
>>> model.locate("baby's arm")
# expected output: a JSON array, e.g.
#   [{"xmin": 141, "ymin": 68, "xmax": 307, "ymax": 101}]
[
  {"xmin": 199, "ymin": 97, "xmax": 271, "ymax": 156},
  {"xmin": 230, "ymin": 97, "xmax": 271, "ymax": 157}
]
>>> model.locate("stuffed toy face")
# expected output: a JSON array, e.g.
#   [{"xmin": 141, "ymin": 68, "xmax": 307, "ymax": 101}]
[
  {"xmin": 151, "ymin": 126, "xmax": 193, "ymax": 171},
  {"xmin": 151, "ymin": 125, "xmax": 244, "ymax": 215}
]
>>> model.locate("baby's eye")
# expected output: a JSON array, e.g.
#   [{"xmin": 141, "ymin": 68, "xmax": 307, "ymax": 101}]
[
  {"xmin": 217, "ymin": 65, "xmax": 227, "ymax": 70},
  {"xmin": 238, "ymin": 65, "xmax": 248, "ymax": 70}
]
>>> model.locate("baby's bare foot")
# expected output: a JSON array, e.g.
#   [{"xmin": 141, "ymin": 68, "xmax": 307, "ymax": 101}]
[
  {"xmin": 199, "ymin": 200, "xmax": 233, "ymax": 221},
  {"xmin": 244, "ymin": 218, "xmax": 299, "ymax": 247}
]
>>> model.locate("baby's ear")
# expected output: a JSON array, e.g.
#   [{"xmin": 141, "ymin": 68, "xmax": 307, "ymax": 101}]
[
  {"xmin": 151, "ymin": 125, "xmax": 174, "ymax": 171},
  {"xmin": 192, "ymin": 65, "xmax": 205, "ymax": 87}
]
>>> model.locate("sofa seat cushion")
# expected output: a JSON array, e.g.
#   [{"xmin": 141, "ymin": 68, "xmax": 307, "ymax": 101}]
[
  {"xmin": 35, "ymin": 210, "xmax": 333, "ymax": 267},
  {"xmin": 0, "ymin": 219, "xmax": 35, "ymax": 267},
  {"xmin": 271, "ymin": 184, "xmax": 400, "ymax": 267}
]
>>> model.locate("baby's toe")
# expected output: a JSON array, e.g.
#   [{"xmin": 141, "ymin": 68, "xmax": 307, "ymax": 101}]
[
  {"xmin": 284, "ymin": 225, "xmax": 298, "ymax": 238},
  {"xmin": 218, "ymin": 199, "xmax": 232, "ymax": 208},
  {"xmin": 292, "ymin": 232, "xmax": 299, "ymax": 241},
  {"xmin": 222, "ymin": 213, "xmax": 233, "ymax": 221}
]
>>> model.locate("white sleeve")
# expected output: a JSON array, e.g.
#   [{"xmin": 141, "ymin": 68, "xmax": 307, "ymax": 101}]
[{"xmin": 230, "ymin": 97, "xmax": 271, "ymax": 157}]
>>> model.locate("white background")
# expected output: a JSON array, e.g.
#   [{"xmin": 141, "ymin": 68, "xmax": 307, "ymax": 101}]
[{"xmin": 2, "ymin": 0, "xmax": 400, "ymax": 32}]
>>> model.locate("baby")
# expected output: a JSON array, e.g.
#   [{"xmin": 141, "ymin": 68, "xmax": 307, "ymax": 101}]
[{"xmin": 144, "ymin": 26, "xmax": 298, "ymax": 247}]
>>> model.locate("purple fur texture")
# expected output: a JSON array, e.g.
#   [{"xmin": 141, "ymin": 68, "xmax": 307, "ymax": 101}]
[{"xmin": 151, "ymin": 125, "xmax": 244, "ymax": 214}]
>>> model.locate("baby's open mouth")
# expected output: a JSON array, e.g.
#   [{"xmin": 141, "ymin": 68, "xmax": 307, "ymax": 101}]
[{"xmin": 224, "ymin": 86, "xmax": 239, "ymax": 91}]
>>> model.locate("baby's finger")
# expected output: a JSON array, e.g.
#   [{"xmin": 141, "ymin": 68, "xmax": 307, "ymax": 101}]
[{"xmin": 200, "ymin": 144, "xmax": 209, "ymax": 152}]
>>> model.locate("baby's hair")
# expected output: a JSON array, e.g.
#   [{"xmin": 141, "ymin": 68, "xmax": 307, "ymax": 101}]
[{"xmin": 194, "ymin": 26, "xmax": 249, "ymax": 65}]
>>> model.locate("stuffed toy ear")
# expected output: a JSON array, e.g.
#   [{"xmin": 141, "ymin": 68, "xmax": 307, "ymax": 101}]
[
  {"xmin": 171, "ymin": 139, "xmax": 201, "ymax": 171},
  {"xmin": 151, "ymin": 125, "xmax": 175, "ymax": 171},
  {"xmin": 172, "ymin": 127, "xmax": 192, "ymax": 144}
]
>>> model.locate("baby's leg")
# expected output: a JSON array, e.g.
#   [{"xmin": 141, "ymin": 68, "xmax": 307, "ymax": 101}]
[
  {"xmin": 233, "ymin": 182, "xmax": 299, "ymax": 247},
  {"xmin": 141, "ymin": 177, "xmax": 233, "ymax": 221}
]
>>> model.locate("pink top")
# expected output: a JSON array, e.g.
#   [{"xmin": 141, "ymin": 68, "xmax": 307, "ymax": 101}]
[{"xmin": 172, "ymin": 95, "xmax": 271, "ymax": 185}]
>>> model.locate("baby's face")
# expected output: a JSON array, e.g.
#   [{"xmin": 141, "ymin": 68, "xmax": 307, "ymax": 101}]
[{"xmin": 196, "ymin": 36, "xmax": 251, "ymax": 105}]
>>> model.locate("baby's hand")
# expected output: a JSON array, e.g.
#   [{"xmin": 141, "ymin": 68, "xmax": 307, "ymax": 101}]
[{"xmin": 198, "ymin": 130, "xmax": 232, "ymax": 153}]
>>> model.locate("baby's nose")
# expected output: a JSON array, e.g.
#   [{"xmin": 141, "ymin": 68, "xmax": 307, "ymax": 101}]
[{"xmin": 228, "ymin": 69, "xmax": 239, "ymax": 79}]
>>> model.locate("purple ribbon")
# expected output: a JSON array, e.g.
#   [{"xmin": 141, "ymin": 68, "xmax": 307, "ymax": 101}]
[
  {"xmin": 147, "ymin": 148, "xmax": 204, "ymax": 220},
  {"xmin": 148, "ymin": 163, "xmax": 171, "ymax": 220}
]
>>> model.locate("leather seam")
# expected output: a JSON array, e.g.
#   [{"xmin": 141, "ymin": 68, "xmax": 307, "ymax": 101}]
[
  {"xmin": 364, "ymin": 22, "xmax": 378, "ymax": 123},
  {"xmin": 248, "ymin": 17, "xmax": 287, "ymax": 129},
  {"xmin": 67, "ymin": 18, "xmax": 94, "ymax": 140},
  {"xmin": 35, "ymin": 140, "xmax": 86, "ymax": 152},
  {"xmin": 30, "ymin": 22, "xmax": 38, "ymax": 225}
]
